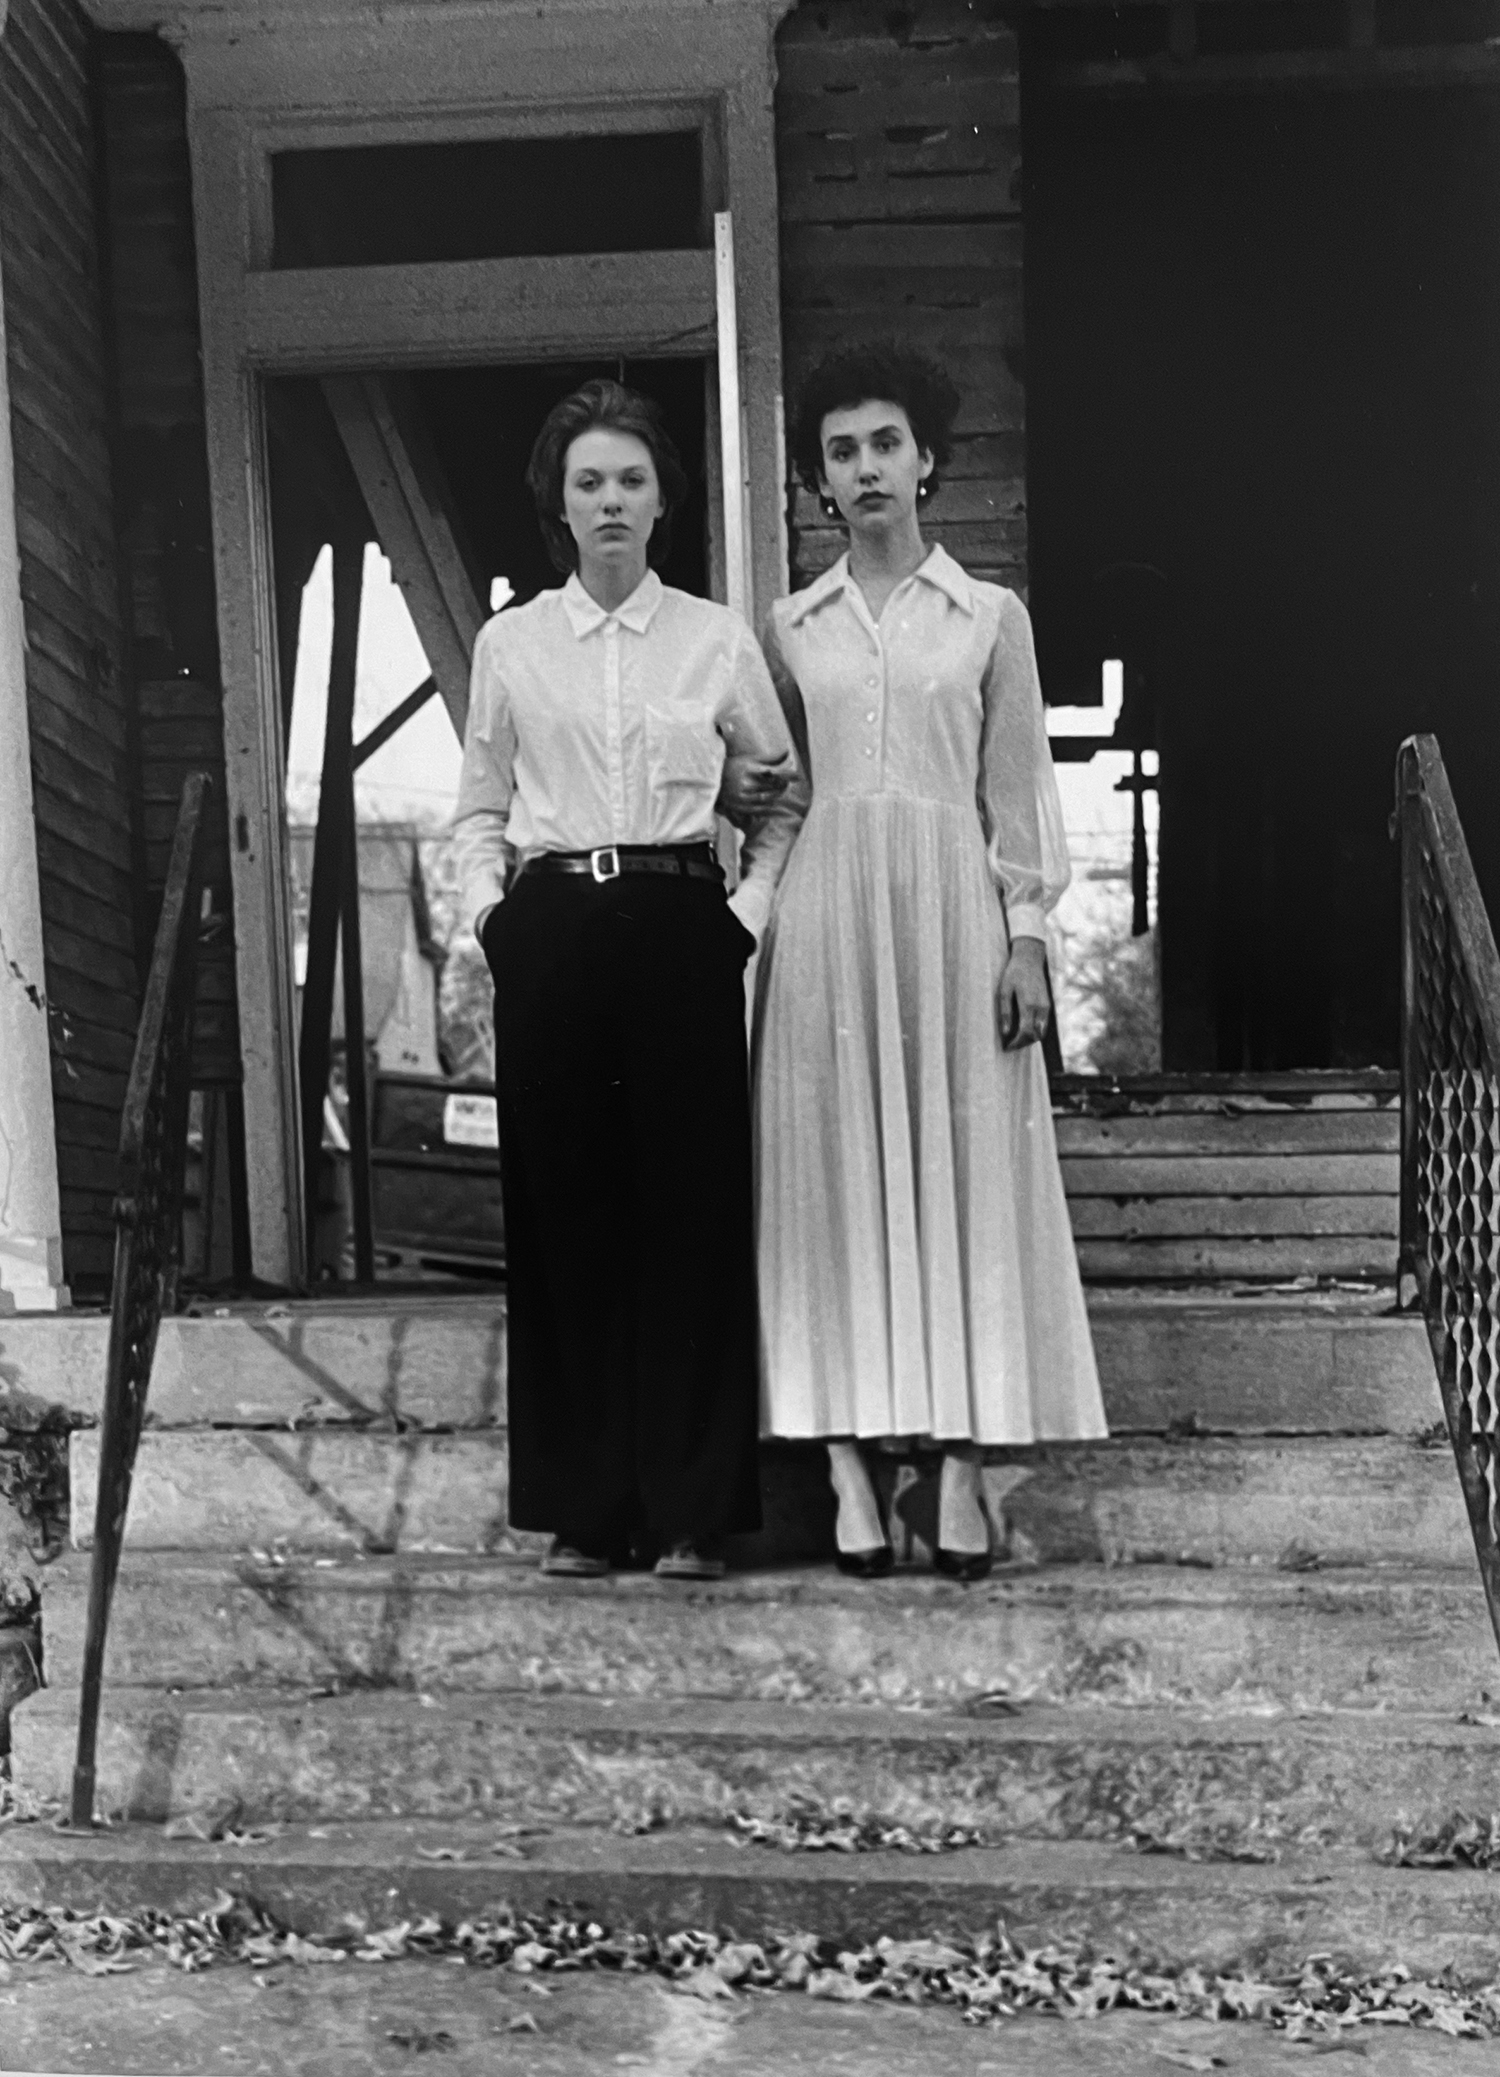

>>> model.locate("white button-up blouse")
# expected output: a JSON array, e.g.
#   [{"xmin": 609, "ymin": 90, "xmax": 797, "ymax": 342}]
[
  {"xmin": 767, "ymin": 547, "xmax": 1069, "ymax": 942},
  {"xmin": 452, "ymin": 569, "xmax": 803, "ymax": 940}
]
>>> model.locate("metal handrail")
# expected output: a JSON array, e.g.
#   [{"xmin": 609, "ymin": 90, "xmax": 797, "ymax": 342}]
[
  {"xmin": 69, "ymin": 773, "xmax": 212, "ymax": 1828},
  {"xmin": 1394, "ymin": 733, "xmax": 1500, "ymax": 1658}
]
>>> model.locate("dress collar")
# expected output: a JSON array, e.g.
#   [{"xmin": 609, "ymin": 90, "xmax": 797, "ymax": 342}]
[
  {"xmin": 783, "ymin": 544, "xmax": 974, "ymax": 626},
  {"xmin": 560, "ymin": 567, "xmax": 664, "ymax": 638}
]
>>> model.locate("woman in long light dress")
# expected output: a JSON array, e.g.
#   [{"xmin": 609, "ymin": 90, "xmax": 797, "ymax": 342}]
[{"xmin": 753, "ymin": 347, "xmax": 1107, "ymax": 1579}]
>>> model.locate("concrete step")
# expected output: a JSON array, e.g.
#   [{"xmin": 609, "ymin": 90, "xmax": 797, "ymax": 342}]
[
  {"xmin": 2, "ymin": 1813, "xmax": 1498, "ymax": 1984},
  {"xmin": 67, "ymin": 1429, "xmax": 1474, "ymax": 1567},
  {"xmin": 1, "ymin": 1287, "xmax": 1440, "ymax": 1436},
  {"xmin": 34, "ymin": 1552, "xmax": 1499, "ymax": 1716},
  {"xmin": 13, "ymin": 1684, "xmax": 1500, "ymax": 1852}
]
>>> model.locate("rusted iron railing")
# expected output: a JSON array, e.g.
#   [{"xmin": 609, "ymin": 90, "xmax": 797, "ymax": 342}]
[
  {"xmin": 69, "ymin": 774, "xmax": 211, "ymax": 1828},
  {"xmin": 1394, "ymin": 734, "xmax": 1500, "ymax": 1658}
]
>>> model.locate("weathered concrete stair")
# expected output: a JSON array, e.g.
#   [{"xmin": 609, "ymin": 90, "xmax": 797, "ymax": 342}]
[
  {"xmin": 7, "ymin": 1284, "xmax": 1498, "ymax": 1978},
  {"xmin": 15, "ymin": 1683, "xmax": 1500, "ymax": 1849},
  {"xmin": 30, "ymin": 1553, "xmax": 1499, "ymax": 1714}
]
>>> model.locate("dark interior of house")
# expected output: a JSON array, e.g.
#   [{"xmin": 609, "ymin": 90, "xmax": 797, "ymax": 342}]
[{"xmin": 1024, "ymin": 58, "xmax": 1500, "ymax": 1072}]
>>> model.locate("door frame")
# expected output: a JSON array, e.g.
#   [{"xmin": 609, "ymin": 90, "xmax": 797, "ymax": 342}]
[{"xmin": 167, "ymin": 0, "xmax": 793, "ymax": 1285}]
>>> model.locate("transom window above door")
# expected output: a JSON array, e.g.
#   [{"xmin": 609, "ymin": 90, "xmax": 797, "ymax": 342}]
[{"xmin": 271, "ymin": 129, "xmax": 708, "ymax": 269}]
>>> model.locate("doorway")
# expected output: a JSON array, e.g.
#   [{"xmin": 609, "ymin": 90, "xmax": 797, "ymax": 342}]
[{"xmin": 267, "ymin": 358, "xmax": 713, "ymax": 1285}]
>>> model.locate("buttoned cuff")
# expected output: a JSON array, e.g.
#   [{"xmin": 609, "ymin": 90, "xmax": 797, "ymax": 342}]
[
  {"xmin": 1006, "ymin": 905, "xmax": 1048, "ymax": 946},
  {"xmin": 727, "ymin": 877, "xmax": 771, "ymax": 945}
]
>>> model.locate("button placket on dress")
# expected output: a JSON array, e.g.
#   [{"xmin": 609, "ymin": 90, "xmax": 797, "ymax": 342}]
[{"xmin": 861, "ymin": 617, "xmax": 883, "ymax": 775}]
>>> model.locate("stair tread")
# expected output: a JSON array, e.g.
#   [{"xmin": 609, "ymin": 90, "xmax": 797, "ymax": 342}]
[
  {"xmin": 59, "ymin": 1550, "xmax": 1486, "ymax": 1596},
  {"xmin": 21, "ymin": 1681, "xmax": 1500, "ymax": 1749},
  {"xmin": 0, "ymin": 1815, "xmax": 1490, "ymax": 1903},
  {"xmin": 9, "ymin": 1816, "xmax": 1497, "ymax": 1979}
]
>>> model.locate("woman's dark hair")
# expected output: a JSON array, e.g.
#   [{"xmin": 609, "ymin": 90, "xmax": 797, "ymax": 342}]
[
  {"xmin": 791, "ymin": 345, "xmax": 961, "ymax": 499},
  {"xmin": 525, "ymin": 378, "xmax": 689, "ymax": 574}
]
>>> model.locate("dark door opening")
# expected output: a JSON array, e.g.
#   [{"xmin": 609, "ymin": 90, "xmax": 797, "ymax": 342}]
[
  {"xmin": 261, "ymin": 356, "xmax": 712, "ymax": 1286},
  {"xmin": 1023, "ymin": 66, "xmax": 1500, "ymax": 1072}
]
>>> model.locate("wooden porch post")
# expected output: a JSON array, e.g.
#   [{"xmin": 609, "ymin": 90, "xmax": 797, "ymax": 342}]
[{"xmin": 297, "ymin": 537, "xmax": 364, "ymax": 1279}]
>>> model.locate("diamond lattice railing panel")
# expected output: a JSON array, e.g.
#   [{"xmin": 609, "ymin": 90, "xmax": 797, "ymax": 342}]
[{"xmin": 1412, "ymin": 827, "xmax": 1500, "ymax": 1561}]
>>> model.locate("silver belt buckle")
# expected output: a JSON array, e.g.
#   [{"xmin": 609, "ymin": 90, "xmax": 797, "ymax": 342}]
[{"xmin": 590, "ymin": 845, "xmax": 621, "ymax": 883}]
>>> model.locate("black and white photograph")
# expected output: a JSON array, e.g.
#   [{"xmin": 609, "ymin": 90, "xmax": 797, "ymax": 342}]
[{"xmin": 2, "ymin": 0, "xmax": 1500, "ymax": 2070}]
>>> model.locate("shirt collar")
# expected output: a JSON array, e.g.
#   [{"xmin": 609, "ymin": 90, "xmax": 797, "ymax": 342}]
[
  {"xmin": 560, "ymin": 567, "xmax": 664, "ymax": 638},
  {"xmin": 783, "ymin": 544, "xmax": 974, "ymax": 626}
]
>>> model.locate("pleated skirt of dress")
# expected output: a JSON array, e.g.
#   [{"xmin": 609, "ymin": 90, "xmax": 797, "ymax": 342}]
[{"xmin": 752, "ymin": 793, "xmax": 1108, "ymax": 1446}]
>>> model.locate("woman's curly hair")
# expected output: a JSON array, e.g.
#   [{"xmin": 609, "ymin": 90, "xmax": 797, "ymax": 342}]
[
  {"xmin": 525, "ymin": 378, "xmax": 689, "ymax": 575},
  {"xmin": 791, "ymin": 345, "xmax": 962, "ymax": 500}
]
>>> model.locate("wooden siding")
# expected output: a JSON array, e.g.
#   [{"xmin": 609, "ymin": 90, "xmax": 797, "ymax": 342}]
[
  {"xmin": 1, "ymin": 0, "xmax": 136, "ymax": 1296},
  {"xmin": 97, "ymin": 36, "xmax": 238, "ymax": 1087},
  {"xmin": 775, "ymin": 0, "xmax": 1025, "ymax": 590},
  {"xmin": 1053, "ymin": 1072, "xmax": 1401, "ymax": 1282}
]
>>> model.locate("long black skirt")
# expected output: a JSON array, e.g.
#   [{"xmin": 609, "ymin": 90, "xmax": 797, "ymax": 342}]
[{"xmin": 483, "ymin": 865, "xmax": 763, "ymax": 1546}]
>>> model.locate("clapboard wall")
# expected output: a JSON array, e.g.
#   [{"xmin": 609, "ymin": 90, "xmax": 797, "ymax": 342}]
[
  {"xmin": 1054, "ymin": 1072, "xmax": 1400, "ymax": 1284},
  {"xmin": 774, "ymin": 0, "xmax": 1026, "ymax": 591},
  {"xmin": 0, "ymin": 0, "xmax": 138, "ymax": 1297},
  {"xmin": 96, "ymin": 35, "xmax": 238, "ymax": 1089}
]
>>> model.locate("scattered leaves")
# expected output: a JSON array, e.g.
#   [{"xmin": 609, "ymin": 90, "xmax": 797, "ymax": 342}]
[
  {"xmin": 386, "ymin": 2028, "xmax": 454, "ymax": 2052},
  {"xmin": 1383, "ymin": 1812, "xmax": 1500, "ymax": 1870},
  {"xmin": 1131, "ymin": 1822, "xmax": 1280, "ymax": 1865},
  {"xmin": 0, "ymin": 1894, "xmax": 1497, "ymax": 2041},
  {"xmin": 727, "ymin": 1794, "xmax": 983, "ymax": 1855}
]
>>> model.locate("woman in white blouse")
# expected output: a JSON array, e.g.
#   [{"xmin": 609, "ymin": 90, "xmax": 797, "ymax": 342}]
[
  {"xmin": 453, "ymin": 380, "xmax": 801, "ymax": 1581},
  {"xmin": 754, "ymin": 347, "xmax": 1107, "ymax": 1580}
]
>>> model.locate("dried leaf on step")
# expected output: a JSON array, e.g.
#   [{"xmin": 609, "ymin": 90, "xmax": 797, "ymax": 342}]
[
  {"xmin": 506, "ymin": 2012, "xmax": 540, "ymax": 2034},
  {"xmin": 415, "ymin": 1846, "xmax": 470, "ymax": 1863},
  {"xmin": 1153, "ymin": 2050, "xmax": 1226, "ymax": 2071},
  {"xmin": 676, "ymin": 1966, "xmax": 737, "ymax": 2001},
  {"xmin": 963, "ymin": 1691, "xmax": 1021, "ymax": 1717},
  {"xmin": 163, "ymin": 1815, "xmax": 215, "ymax": 1843},
  {"xmin": 807, "ymin": 1969, "xmax": 876, "ymax": 2002},
  {"xmin": 58, "ymin": 1943, "xmax": 135, "ymax": 1977},
  {"xmin": 386, "ymin": 2028, "xmax": 456, "ymax": 2051}
]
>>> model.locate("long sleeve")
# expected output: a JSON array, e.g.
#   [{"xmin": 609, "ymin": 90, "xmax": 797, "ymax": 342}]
[
  {"xmin": 717, "ymin": 618, "xmax": 810, "ymax": 941},
  {"xmin": 451, "ymin": 617, "xmax": 518, "ymax": 933},
  {"xmin": 978, "ymin": 591, "xmax": 1070, "ymax": 943}
]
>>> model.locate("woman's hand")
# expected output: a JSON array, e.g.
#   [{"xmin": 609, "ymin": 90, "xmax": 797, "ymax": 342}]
[
  {"xmin": 718, "ymin": 749, "xmax": 792, "ymax": 819},
  {"xmin": 998, "ymin": 936, "xmax": 1051, "ymax": 1050}
]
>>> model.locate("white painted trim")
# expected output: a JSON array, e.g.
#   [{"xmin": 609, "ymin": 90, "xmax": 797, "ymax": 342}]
[
  {"xmin": 0, "ymin": 155, "xmax": 71, "ymax": 1314},
  {"xmin": 714, "ymin": 213, "xmax": 747, "ymax": 623},
  {"xmin": 172, "ymin": 0, "xmax": 793, "ymax": 1284}
]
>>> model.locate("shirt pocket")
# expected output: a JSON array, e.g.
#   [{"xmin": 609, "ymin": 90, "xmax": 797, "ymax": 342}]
[{"xmin": 644, "ymin": 703, "xmax": 723, "ymax": 799}]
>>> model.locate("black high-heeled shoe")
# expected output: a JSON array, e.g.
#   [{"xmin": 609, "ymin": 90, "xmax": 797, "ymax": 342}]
[
  {"xmin": 933, "ymin": 1545, "xmax": 992, "ymax": 1583},
  {"xmin": 836, "ymin": 1544, "xmax": 895, "ymax": 1580}
]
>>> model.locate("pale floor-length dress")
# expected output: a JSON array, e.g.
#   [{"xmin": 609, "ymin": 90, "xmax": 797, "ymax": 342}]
[{"xmin": 753, "ymin": 546, "xmax": 1107, "ymax": 1445}]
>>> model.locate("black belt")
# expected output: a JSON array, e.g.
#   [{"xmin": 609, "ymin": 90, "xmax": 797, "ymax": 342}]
[{"xmin": 519, "ymin": 843, "xmax": 721, "ymax": 885}]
